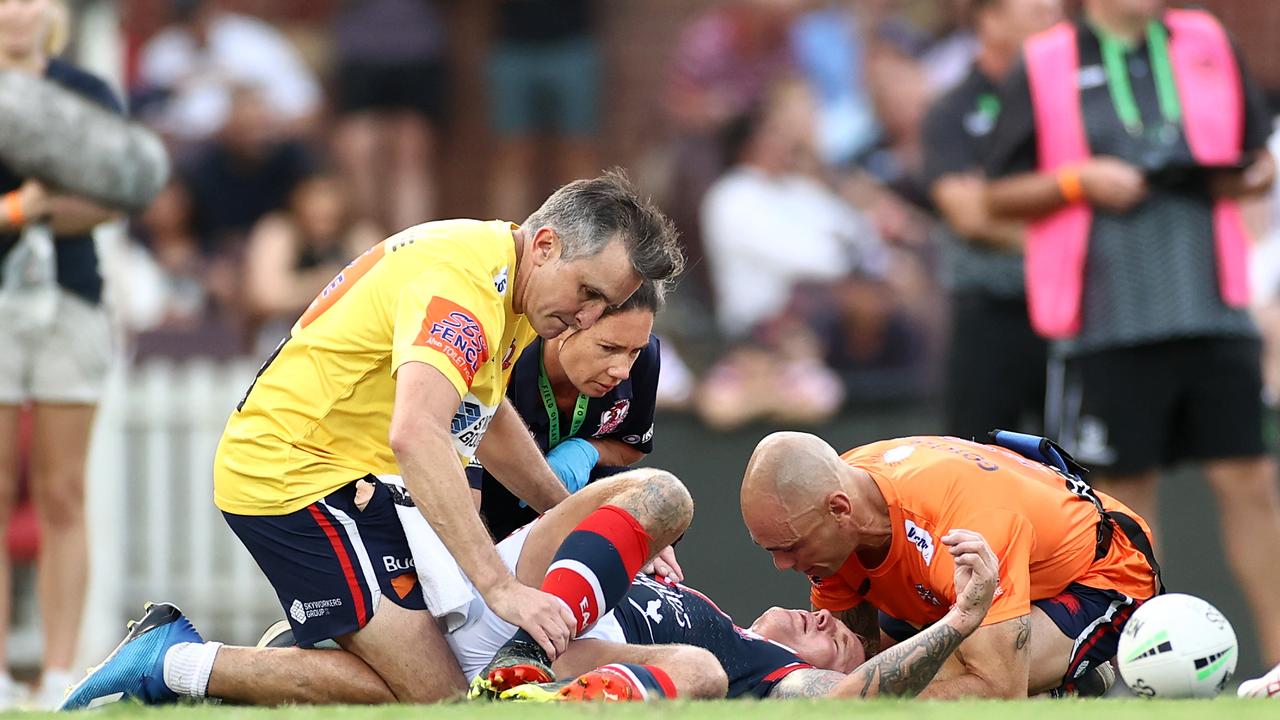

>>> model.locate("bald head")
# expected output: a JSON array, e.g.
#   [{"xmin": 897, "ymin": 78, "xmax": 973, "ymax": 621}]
[
  {"xmin": 741, "ymin": 432, "xmax": 864, "ymax": 576},
  {"xmin": 742, "ymin": 432, "xmax": 846, "ymax": 513}
]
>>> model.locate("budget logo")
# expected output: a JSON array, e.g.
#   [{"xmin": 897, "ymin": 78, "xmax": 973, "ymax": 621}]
[{"xmin": 415, "ymin": 298, "xmax": 489, "ymax": 385}]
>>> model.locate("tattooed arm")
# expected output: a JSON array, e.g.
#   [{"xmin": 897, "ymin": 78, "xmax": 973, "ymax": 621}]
[
  {"xmin": 768, "ymin": 669, "xmax": 847, "ymax": 699},
  {"xmin": 829, "ymin": 602, "xmax": 882, "ymax": 659},
  {"xmin": 828, "ymin": 529, "xmax": 1002, "ymax": 699}
]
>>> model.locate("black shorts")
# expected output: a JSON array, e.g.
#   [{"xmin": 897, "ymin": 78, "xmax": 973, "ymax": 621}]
[
  {"xmin": 223, "ymin": 477, "xmax": 426, "ymax": 646},
  {"xmin": 1057, "ymin": 337, "xmax": 1266, "ymax": 474},
  {"xmin": 879, "ymin": 583, "xmax": 1144, "ymax": 694},
  {"xmin": 944, "ymin": 292, "xmax": 1048, "ymax": 440},
  {"xmin": 335, "ymin": 60, "xmax": 448, "ymax": 120}
]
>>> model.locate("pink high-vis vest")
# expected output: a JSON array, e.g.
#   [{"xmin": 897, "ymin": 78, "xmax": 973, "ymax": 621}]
[{"xmin": 1022, "ymin": 9, "xmax": 1250, "ymax": 339}]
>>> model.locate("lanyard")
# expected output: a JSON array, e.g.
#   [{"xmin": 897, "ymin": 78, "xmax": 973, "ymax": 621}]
[
  {"xmin": 1097, "ymin": 20, "xmax": 1182, "ymax": 136},
  {"xmin": 539, "ymin": 352, "xmax": 590, "ymax": 448}
]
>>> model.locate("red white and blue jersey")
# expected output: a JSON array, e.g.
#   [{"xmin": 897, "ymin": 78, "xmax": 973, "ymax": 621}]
[{"xmin": 613, "ymin": 574, "xmax": 812, "ymax": 698}]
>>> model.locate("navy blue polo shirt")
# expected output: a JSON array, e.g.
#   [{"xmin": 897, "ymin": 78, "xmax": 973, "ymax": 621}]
[
  {"xmin": 0, "ymin": 59, "xmax": 126, "ymax": 305},
  {"xmin": 469, "ymin": 334, "xmax": 660, "ymax": 539}
]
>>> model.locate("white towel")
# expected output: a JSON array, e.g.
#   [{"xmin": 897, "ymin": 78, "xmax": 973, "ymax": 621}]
[{"xmin": 377, "ymin": 474, "xmax": 476, "ymax": 632}]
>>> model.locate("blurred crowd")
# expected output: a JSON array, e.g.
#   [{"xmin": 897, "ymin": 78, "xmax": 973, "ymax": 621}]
[{"xmin": 101, "ymin": 0, "xmax": 1280, "ymax": 430}]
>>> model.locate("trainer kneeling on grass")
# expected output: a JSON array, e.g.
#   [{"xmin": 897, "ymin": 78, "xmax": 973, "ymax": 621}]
[
  {"xmin": 58, "ymin": 172, "xmax": 684, "ymax": 709},
  {"xmin": 742, "ymin": 431, "xmax": 1162, "ymax": 698}
]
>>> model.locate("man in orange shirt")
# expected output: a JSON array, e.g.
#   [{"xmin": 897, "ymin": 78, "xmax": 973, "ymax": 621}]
[{"xmin": 741, "ymin": 431, "xmax": 1162, "ymax": 698}]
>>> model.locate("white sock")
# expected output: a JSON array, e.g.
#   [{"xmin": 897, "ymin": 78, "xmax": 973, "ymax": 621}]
[{"xmin": 163, "ymin": 641, "xmax": 222, "ymax": 698}]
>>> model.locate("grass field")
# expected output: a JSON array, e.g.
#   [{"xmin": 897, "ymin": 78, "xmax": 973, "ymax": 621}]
[{"xmin": 2, "ymin": 698, "xmax": 1275, "ymax": 720}]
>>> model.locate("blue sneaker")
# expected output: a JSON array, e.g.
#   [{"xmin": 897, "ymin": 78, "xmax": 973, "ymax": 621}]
[{"xmin": 58, "ymin": 602, "xmax": 204, "ymax": 711}]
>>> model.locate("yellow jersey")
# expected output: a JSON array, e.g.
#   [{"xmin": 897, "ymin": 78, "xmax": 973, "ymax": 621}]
[{"xmin": 214, "ymin": 219, "xmax": 537, "ymax": 515}]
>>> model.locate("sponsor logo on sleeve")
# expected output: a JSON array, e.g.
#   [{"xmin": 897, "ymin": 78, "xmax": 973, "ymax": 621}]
[
  {"xmin": 415, "ymin": 298, "xmax": 489, "ymax": 386},
  {"xmin": 450, "ymin": 395, "xmax": 498, "ymax": 456},
  {"xmin": 904, "ymin": 519, "xmax": 936, "ymax": 566},
  {"xmin": 622, "ymin": 422, "xmax": 655, "ymax": 445}
]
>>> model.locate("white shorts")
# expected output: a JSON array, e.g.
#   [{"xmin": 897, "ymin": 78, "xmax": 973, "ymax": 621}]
[
  {"xmin": 0, "ymin": 290, "xmax": 113, "ymax": 405},
  {"xmin": 447, "ymin": 521, "xmax": 625, "ymax": 680}
]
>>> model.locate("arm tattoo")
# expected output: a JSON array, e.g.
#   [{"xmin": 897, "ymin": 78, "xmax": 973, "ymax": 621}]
[
  {"xmin": 831, "ymin": 603, "xmax": 881, "ymax": 658},
  {"xmin": 1014, "ymin": 615, "xmax": 1031, "ymax": 651},
  {"xmin": 848, "ymin": 623, "xmax": 966, "ymax": 698},
  {"xmin": 767, "ymin": 669, "xmax": 846, "ymax": 699}
]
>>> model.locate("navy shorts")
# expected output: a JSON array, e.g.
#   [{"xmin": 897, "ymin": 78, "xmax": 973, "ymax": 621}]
[
  {"xmin": 223, "ymin": 477, "xmax": 426, "ymax": 647},
  {"xmin": 1035, "ymin": 583, "xmax": 1143, "ymax": 693},
  {"xmin": 880, "ymin": 583, "xmax": 1143, "ymax": 693}
]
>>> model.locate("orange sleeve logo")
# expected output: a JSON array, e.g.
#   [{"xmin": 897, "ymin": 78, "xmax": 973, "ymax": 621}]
[
  {"xmin": 299, "ymin": 243, "xmax": 386, "ymax": 329},
  {"xmin": 414, "ymin": 298, "xmax": 490, "ymax": 386}
]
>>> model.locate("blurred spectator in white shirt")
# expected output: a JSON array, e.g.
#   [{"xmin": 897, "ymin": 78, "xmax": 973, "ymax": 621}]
[
  {"xmin": 136, "ymin": 0, "xmax": 321, "ymax": 143},
  {"xmin": 701, "ymin": 86, "xmax": 885, "ymax": 336}
]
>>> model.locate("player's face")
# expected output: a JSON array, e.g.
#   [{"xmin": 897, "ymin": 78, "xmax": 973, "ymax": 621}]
[
  {"xmin": 749, "ymin": 607, "xmax": 866, "ymax": 674},
  {"xmin": 0, "ymin": 0, "xmax": 51, "ymax": 59},
  {"xmin": 557, "ymin": 309, "xmax": 653, "ymax": 397},
  {"xmin": 526, "ymin": 232, "xmax": 643, "ymax": 339}
]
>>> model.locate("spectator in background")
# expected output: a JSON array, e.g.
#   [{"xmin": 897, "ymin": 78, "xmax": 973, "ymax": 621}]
[
  {"xmin": 663, "ymin": 0, "xmax": 801, "ymax": 300},
  {"xmin": 697, "ymin": 81, "xmax": 898, "ymax": 429},
  {"xmin": 332, "ymin": 0, "xmax": 446, "ymax": 232},
  {"xmin": 135, "ymin": 0, "xmax": 320, "ymax": 144},
  {"xmin": 487, "ymin": 0, "xmax": 600, "ymax": 222},
  {"xmin": 922, "ymin": 0, "xmax": 1061, "ymax": 440},
  {"xmin": 243, "ymin": 172, "xmax": 381, "ymax": 355},
  {"xmin": 0, "ymin": 0, "xmax": 124, "ymax": 707},
  {"xmin": 789, "ymin": 0, "xmax": 880, "ymax": 169},
  {"xmin": 915, "ymin": 0, "xmax": 980, "ymax": 94},
  {"xmin": 135, "ymin": 180, "xmax": 208, "ymax": 327},
  {"xmin": 179, "ymin": 84, "xmax": 316, "ymax": 267},
  {"xmin": 985, "ymin": 0, "xmax": 1280, "ymax": 664}
]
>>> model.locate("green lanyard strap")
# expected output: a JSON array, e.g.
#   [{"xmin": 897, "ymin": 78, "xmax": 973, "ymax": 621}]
[
  {"xmin": 539, "ymin": 352, "xmax": 590, "ymax": 448},
  {"xmin": 1097, "ymin": 20, "xmax": 1183, "ymax": 136}
]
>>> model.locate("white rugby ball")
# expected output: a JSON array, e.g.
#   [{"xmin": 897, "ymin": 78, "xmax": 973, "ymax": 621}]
[{"xmin": 1117, "ymin": 593, "xmax": 1237, "ymax": 699}]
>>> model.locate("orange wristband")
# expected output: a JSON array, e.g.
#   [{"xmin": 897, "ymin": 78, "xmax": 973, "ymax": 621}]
[
  {"xmin": 1057, "ymin": 167, "xmax": 1084, "ymax": 205},
  {"xmin": 2, "ymin": 191, "xmax": 22, "ymax": 227}
]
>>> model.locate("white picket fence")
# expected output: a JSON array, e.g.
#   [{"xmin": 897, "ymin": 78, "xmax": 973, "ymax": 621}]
[{"xmin": 79, "ymin": 359, "xmax": 283, "ymax": 664}]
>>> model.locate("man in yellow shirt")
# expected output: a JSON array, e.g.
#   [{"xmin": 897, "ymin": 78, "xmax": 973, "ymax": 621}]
[{"xmin": 60, "ymin": 172, "xmax": 685, "ymax": 708}]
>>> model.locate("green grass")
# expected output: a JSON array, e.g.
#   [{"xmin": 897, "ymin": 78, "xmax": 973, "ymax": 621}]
[{"xmin": 4, "ymin": 698, "xmax": 1276, "ymax": 720}]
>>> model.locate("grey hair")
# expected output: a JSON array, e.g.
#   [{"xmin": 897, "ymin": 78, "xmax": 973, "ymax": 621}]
[{"xmin": 523, "ymin": 168, "xmax": 685, "ymax": 283}]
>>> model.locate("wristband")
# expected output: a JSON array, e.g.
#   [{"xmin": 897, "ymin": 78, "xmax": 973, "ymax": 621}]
[
  {"xmin": 1057, "ymin": 167, "xmax": 1084, "ymax": 205},
  {"xmin": 2, "ymin": 191, "xmax": 23, "ymax": 227}
]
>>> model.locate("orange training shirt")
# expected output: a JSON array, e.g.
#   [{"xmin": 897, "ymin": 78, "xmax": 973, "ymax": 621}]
[{"xmin": 809, "ymin": 436, "xmax": 1159, "ymax": 627}]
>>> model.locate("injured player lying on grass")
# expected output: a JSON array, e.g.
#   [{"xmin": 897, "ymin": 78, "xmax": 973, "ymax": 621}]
[
  {"xmin": 475, "ymin": 526, "xmax": 998, "ymax": 701},
  {"xmin": 261, "ymin": 522, "xmax": 998, "ymax": 702}
]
